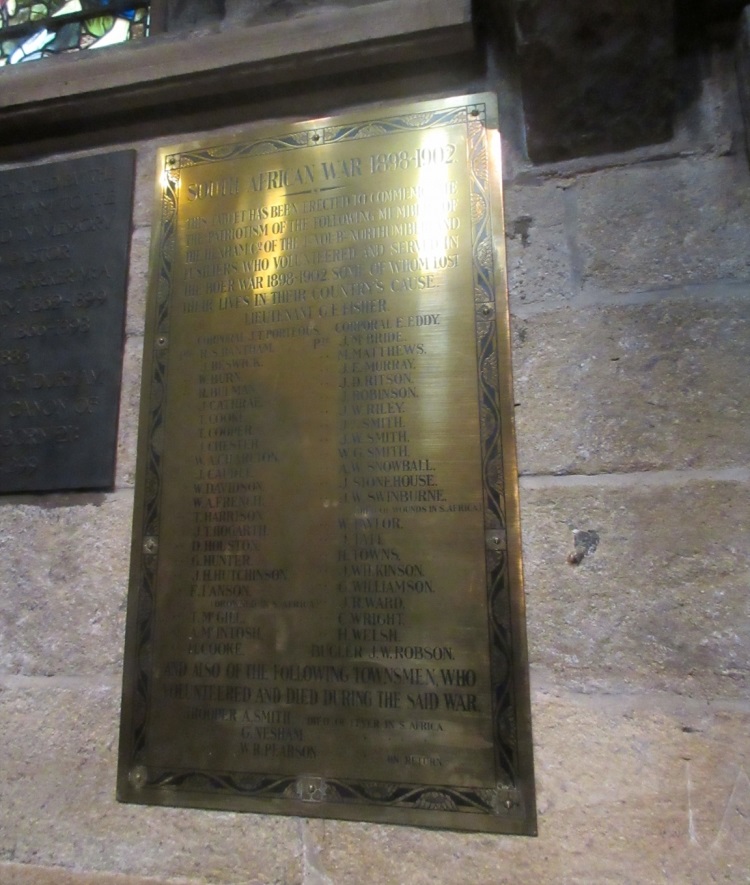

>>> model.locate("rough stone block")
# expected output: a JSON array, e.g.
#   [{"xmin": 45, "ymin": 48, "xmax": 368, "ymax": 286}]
[
  {"xmin": 125, "ymin": 226, "xmax": 150, "ymax": 337},
  {"xmin": 168, "ymin": 0, "xmax": 381, "ymax": 30},
  {"xmin": 165, "ymin": 0, "xmax": 224, "ymax": 30},
  {"xmin": 520, "ymin": 476, "xmax": 750, "ymax": 699},
  {"xmin": 501, "ymin": 41, "xmax": 743, "ymax": 181},
  {"xmin": 0, "ymin": 681, "xmax": 303, "ymax": 882},
  {"xmin": 574, "ymin": 155, "xmax": 750, "ymax": 295},
  {"xmin": 308, "ymin": 689, "xmax": 750, "ymax": 883},
  {"xmin": 0, "ymin": 864, "xmax": 162, "ymax": 884},
  {"xmin": 512, "ymin": 292, "xmax": 750, "ymax": 474},
  {"xmin": 503, "ymin": 178, "xmax": 574, "ymax": 314},
  {"xmin": 132, "ymin": 144, "xmax": 158, "ymax": 230},
  {"xmin": 116, "ymin": 336, "xmax": 144, "ymax": 490},
  {"xmin": 0, "ymin": 494, "xmax": 133, "ymax": 677},
  {"xmin": 3, "ymin": 682, "xmax": 748, "ymax": 883},
  {"xmin": 4, "ymin": 683, "xmax": 747, "ymax": 881},
  {"xmin": 688, "ymin": 43, "xmax": 744, "ymax": 158},
  {"xmin": 512, "ymin": 0, "xmax": 674, "ymax": 162},
  {"xmin": 224, "ymin": 0, "xmax": 381, "ymax": 25},
  {"xmin": 737, "ymin": 6, "xmax": 750, "ymax": 164}
]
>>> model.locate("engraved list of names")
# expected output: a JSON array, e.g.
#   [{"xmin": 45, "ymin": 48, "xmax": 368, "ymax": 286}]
[
  {"xmin": 118, "ymin": 96, "xmax": 536, "ymax": 834},
  {"xmin": 0, "ymin": 152, "xmax": 134, "ymax": 493}
]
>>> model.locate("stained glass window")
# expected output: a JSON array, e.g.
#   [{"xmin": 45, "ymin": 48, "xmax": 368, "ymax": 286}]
[{"xmin": 0, "ymin": 1, "xmax": 149, "ymax": 65}]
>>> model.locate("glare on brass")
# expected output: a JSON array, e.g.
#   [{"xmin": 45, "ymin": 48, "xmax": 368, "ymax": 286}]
[{"xmin": 118, "ymin": 95, "xmax": 536, "ymax": 834}]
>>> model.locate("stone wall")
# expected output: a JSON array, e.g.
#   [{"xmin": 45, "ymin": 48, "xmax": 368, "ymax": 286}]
[{"xmin": 1, "ymin": 8, "xmax": 749, "ymax": 885}]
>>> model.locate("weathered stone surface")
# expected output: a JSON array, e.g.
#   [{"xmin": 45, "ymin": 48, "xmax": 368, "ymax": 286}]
[
  {"xmin": 125, "ymin": 226, "xmax": 150, "ymax": 337},
  {"xmin": 224, "ymin": 0, "xmax": 382, "ymax": 25},
  {"xmin": 574, "ymin": 155, "xmax": 750, "ymax": 295},
  {"xmin": 116, "ymin": 337, "xmax": 144, "ymax": 490},
  {"xmin": 503, "ymin": 178, "xmax": 574, "ymax": 313},
  {"xmin": 165, "ymin": 0, "xmax": 224, "ymax": 30},
  {"xmin": 4, "ymin": 681, "xmax": 748, "ymax": 882},
  {"xmin": 309, "ymin": 688, "xmax": 750, "ymax": 883},
  {"xmin": 0, "ymin": 494, "xmax": 132, "ymax": 677},
  {"xmin": 511, "ymin": 0, "xmax": 674, "ymax": 162},
  {"xmin": 738, "ymin": 6, "xmax": 750, "ymax": 164},
  {"xmin": 166, "ymin": 0, "xmax": 385, "ymax": 30},
  {"xmin": 132, "ymin": 144, "xmax": 158, "ymax": 230},
  {"xmin": 512, "ymin": 292, "xmax": 750, "ymax": 474},
  {"xmin": 520, "ymin": 476, "xmax": 750, "ymax": 699},
  {"xmin": 0, "ymin": 681, "xmax": 303, "ymax": 883},
  {"xmin": 503, "ymin": 43, "xmax": 745, "ymax": 181},
  {"xmin": 688, "ymin": 43, "xmax": 744, "ymax": 159},
  {"xmin": 0, "ymin": 864, "xmax": 167, "ymax": 884}
]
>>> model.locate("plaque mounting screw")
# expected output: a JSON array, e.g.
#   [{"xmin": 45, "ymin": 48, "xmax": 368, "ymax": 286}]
[
  {"xmin": 486, "ymin": 530, "xmax": 505, "ymax": 551},
  {"xmin": 130, "ymin": 766, "xmax": 148, "ymax": 789},
  {"xmin": 481, "ymin": 304, "xmax": 493, "ymax": 317},
  {"xmin": 156, "ymin": 335, "xmax": 168, "ymax": 349},
  {"xmin": 312, "ymin": 133, "xmax": 320, "ymax": 142},
  {"xmin": 143, "ymin": 536, "xmax": 158, "ymax": 555}
]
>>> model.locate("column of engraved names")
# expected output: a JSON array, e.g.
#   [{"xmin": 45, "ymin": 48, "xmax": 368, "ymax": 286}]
[
  {"xmin": 157, "ymin": 177, "xmax": 346, "ymax": 767},
  {"xmin": 323, "ymin": 175, "xmax": 461, "ymax": 741},
  {"xmin": 312, "ymin": 142, "xmax": 494, "ymax": 779},
  {"xmin": 164, "ymin": 140, "xmax": 485, "ymax": 773},
  {"xmin": 334, "ymin": 324, "xmax": 438, "ymax": 644},
  {"xmin": 165, "ymin": 195, "xmax": 324, "ymax": 764},
  {"xmin": 0, "ymin": 156, "xmax": 129, "ymax": 490},
  {"xmin": 188, "ymin": 336, "xmax": 275, "ymax": 654},
  {"xmin": 168, "ymin": 312, "xmax": 284, "ymax": 733}
]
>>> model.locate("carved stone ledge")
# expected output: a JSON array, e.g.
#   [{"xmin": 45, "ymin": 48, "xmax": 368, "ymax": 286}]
[{"xmin": 0, "ymin": 0, "xmax": 473, "ymax": 152}]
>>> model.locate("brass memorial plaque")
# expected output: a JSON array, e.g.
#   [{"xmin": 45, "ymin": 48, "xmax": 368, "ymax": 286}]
[{"xmin": 118, "ymin": 95, "xmax": 536, "ymax": 834}]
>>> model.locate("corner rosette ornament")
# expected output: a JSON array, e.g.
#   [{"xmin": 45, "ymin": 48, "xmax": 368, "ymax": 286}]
[
  {"xmin": 471, "ymin": 193, "xmax": 487, "ymax": 223},
  {"xmin": 475, "ymin": 239, "xmax": 493, "ymax": 272},
  {"xmin": 415, "ymin": 790, "xmax": 456, "ymax": 811},
  {"xmin": 402, "ymin": 113, "xmax": 434, "ymax": 128},
  {"xmin": 362, "ymin": 782, "xmax": 398, "ymax": 801},
  {"xmin": 295, "ymin": 776, "xmax": 329, "ymax": 802}
]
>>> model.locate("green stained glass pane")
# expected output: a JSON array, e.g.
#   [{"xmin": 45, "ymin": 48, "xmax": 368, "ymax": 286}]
[
  {"xmin": 0, "ymin": 1, "xmax": 149, "ymax": 63},
  {"xmin": 1, "ymin": 1, "xmax": 54, "ymax": 27},
  {"xmin": 84, "ymin": 13, "xmax": 112, "ymax": 37}
]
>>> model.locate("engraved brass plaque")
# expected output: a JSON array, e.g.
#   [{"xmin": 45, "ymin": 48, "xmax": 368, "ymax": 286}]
[
  {"xmin": 0, "ymin": 152, "xmax": 135, "ymax": 493},
  {"xmin": 118, "ymin": 96, "xmax": 535, "ymax": 833}
]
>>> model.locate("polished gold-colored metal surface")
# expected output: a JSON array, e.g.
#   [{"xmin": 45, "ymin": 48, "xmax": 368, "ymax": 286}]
[{"xmin": 118, "ymin": 95, "xmax": 536, "ymax": 833}]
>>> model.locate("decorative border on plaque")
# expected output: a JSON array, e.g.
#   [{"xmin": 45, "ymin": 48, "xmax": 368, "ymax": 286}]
[{"xmin": 127, "ymin": 100, "xmax": 527, "ymax": 825}]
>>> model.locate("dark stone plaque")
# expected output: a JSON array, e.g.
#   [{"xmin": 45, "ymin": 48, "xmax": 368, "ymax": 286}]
[{"xmin": 0, "ymin": 151, "xmax": 134, "ymax": 493}]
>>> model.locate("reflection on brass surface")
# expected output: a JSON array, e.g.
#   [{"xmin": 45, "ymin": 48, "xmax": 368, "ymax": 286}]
[
  {"xmin": 0, "ymin": 152, "xmax": 134, "ymax": 493},
  {"xmin": 118, "ymin": 96, "xmax": 535, "ymax": 834}
]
